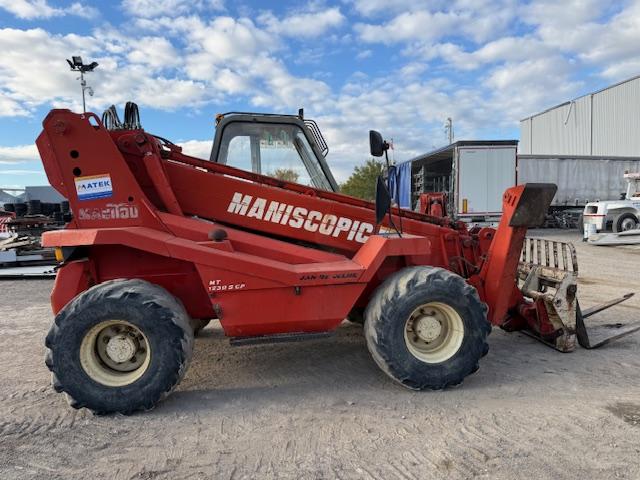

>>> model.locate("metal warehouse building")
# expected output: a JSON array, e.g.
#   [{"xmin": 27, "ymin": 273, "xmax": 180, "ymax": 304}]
[{"xmin": 520, "ymin": 75, "xmax": 640, "ymax": 156}]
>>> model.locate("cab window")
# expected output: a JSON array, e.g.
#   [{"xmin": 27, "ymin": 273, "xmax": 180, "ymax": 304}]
[{"xmin": 217, "ymin": 122, "xmax": 332, "ymax": 190}]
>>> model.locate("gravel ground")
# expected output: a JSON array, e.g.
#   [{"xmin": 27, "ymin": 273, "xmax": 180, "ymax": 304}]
[{"xmin": 0, "ymin": 230, "xmax": 639, "ymax": 479}]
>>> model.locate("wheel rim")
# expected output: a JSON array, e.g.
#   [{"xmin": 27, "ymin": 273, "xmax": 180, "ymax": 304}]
[
  {"xmin": 403, "ymin": 302, "xmax": 464, "ymax": 363},
  {"xmin": 621, "ymin": 218, "xmax": 637, "ymax": 231},
  {"xmin": 79, "ymin": 320, "xmax": 151, "ymax": 387}
]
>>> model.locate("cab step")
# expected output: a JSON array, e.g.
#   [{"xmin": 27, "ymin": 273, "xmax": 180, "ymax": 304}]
[{"xmin": 230, "ymin": 331, "xmax": 334, "ymax": 346}]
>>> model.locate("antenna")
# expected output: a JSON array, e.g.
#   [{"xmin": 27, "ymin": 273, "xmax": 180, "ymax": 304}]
[
  {"xmin": 66, "ymin": 56, "xmax": 98, "ymax": 113},
  {"xmin": 444, "ymin": 117, "xmax": 454, "ymax": 144}
]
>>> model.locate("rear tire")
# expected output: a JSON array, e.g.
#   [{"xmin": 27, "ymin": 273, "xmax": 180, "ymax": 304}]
[
  {"xmin": 613, "ymin": 212, "xmax": 639, "ymax": 233},
  {"xmin": 45, "ymin": 279, "xmax": 194, "ymax": 414},
  {"xmin": 364, "ymin": 266, "xmax": 490, "ymax": 390}
]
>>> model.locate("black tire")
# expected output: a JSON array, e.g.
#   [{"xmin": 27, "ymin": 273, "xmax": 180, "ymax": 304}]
[
  {"xmin": 613, "ymin": 212, "xmax": 639, "ymax": 233},
  {"xmin": 27, "ymin": 199, "xmax": 41, "ymax": 215},
  {"xmin": 14, "ymin": 203, "xmax": 27, "ymax": 217},
  {"xmin": 190, "ymin": 318, "xmax": 211, "ymax": 336},
  {"xmin": 45, "ymin": 279, "xmax": 194, "ymax": 414},
  {"xmin": 364, "ymin": 266, "xmax": 490, "ymax": 390}
]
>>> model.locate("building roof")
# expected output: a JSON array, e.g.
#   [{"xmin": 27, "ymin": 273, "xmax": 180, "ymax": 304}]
[
  {"xmin": 0, "ymin": 190, "xmax": 17, "ymax": 204},
  {"xmin": 24, "ymin": 186, "xmax": 66, "ymax": 203}
]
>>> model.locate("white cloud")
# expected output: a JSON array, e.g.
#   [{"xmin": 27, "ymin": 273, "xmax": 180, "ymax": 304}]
[
  {"xmin": 0, "ymin": 145, "xmax": 40, "ymax": 164},
  {"xmin": 399, "ymin": 62, "xmax": 427, "ymax": 77},
  {"xmin": 523, "ymin": 0, "xmax": 606, "ymax": 29},
  {"xmin": 0, "ymin": 28, "xmax": 100, "ymax": 113},
  {"xmin": 258, "ymin": 7, "xmax": 346, "ymax": 38},
  {"xmin": 600, "ymin": 58, "xmax": 640, "ymax": 80},
  {"xmin": 179, "ymin": 140, "xmax": 212, "ymax": 159},
  {"xmin": 0, "ymin": 28, "xmax": 209, "ymax": 114},
  {"xmin": 66, "ymin": 2, "xmax": 99, "ymax": 18},
  {"xmin": 0, "ymin": 93, "xmax": 29, "ymax": 117},
  {"xmin": 413, "ymin": 36, "xmax": 553, "ymax": 71},
  {"xmin": 126, "ymin": 36, "xmax": 180, "ymax": 69},
  {"xmin": 0, "ymin": 0, "xmax": 61, "ymax": 18},
  {"xmin": 121, "ymin": 0, "xmax": 224, "ymax": 18},
  {"xmin": 0, "ymin": 9, "xmax": 338, "ymax": 118},
  {"xmin": 356, "ymin": 10, "xmax": 458, "ymax": 45},
  {"xmin": 310, "ymin": 77, "xmax": 488, "ymax": 182},
  {"xmin": 0, "ymin": 169, "xmax": 43, "ymax": 175},
  {"xmin": 356, "ymin": 49, "xmax": 372, "ymax": 60},
  {"xmin": 483, "ymin": 56, "xmax": 583, "ymax": 123},
  {"xmin": 139, "ymin": 15, "xmax": 333, "ymax": 109},
  {"xmin": 0, "ymin": 0, "xmax": 97, "ymax": 19},
  {"xmin": 355, "ymin": 1, "xmax": 518, "ymax": 46},
  {"xmin": 520, "ymin": 1, "xmax": 640, "ymax": 84}
]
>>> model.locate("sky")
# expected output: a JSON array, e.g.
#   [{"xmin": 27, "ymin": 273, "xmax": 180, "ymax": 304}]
[{"xmin": 0, "ymin": 0, "xmax": 639, "ymax": 190}]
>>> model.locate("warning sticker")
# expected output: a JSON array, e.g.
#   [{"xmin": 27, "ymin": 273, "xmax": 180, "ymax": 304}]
[{"xmin": 75, "ymin": 174, "xmax": 113, "ymax": 201}]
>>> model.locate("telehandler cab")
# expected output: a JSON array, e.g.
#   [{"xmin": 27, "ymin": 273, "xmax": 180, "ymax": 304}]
[{"xmin": 37, "ymin": 104, "xmax": 639, "ymax": 414}]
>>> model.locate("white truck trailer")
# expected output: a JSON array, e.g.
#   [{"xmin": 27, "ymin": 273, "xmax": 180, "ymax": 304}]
[{"xmin": 405, "ymin": 141, "xmax": 518, "ymax": 224}]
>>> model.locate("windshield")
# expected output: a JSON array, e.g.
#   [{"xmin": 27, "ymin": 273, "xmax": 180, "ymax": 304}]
[{"xmin": 216, "ymin": 121, "xmax": 333, "ymax": 191}]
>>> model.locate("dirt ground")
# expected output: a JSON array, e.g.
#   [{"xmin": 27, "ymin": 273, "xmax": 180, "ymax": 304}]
[{"xmin": 0, "ymin": 230, "xmax": 639, "ymax": 480}]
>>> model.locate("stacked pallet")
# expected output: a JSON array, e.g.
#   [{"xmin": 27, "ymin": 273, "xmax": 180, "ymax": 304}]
[
  {"xmin": 0, "ymin": 234, "xmax": 56, "ymax": 267},
  {"xmin": 0, "ymin": 234, "xmax": 40, "ymax": 252}
]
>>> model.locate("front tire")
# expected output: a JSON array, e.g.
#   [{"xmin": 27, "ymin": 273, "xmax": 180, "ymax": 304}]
[
  {"xmin": 364, "ymin": 267, "xmax": 490, "ymax": 390},
  {"xmin": 45, "ymin": 279, "xmax": 194, "ymax": 414}
]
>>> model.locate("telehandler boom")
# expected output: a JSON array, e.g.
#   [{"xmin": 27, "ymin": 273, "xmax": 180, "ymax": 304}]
[{"xmin": 36, "ymin": 106, "xmax": 638, "ymax": 414}]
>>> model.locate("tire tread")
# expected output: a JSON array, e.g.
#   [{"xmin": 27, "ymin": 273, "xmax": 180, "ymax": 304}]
[
  {"xmin": 364, "ymin": 266, "xmax": 490, "ymax": 390},
  {"xmin": 44, "ymin": 279, "xmax": 194, "ymax": 414}
]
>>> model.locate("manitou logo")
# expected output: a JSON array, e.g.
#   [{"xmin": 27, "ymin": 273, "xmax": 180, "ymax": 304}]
[{"xmin": 227, "ymin": 192, "xmax": 374, "ymax": 243}]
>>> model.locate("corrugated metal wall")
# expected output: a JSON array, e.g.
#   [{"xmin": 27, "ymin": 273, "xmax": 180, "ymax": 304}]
[
  {"xmin": 592, "ymin": 78, "xmax": 640, "ymax": 156},
  {"xmin": 520, "ymin": 76, "xmax": 640, "ymax": 157},
  {"xmin": 520, "ymin": 118, "xmax": 532, "ymax": 154}
]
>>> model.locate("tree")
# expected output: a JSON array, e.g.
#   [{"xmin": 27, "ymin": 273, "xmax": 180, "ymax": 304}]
[
  {"xmin": 340, "ymin": 158, "xmax": 384, "ymax": 201},
  {"xmin": 269, "ymin": 168, "xmax": 300, "ymax": 183}
]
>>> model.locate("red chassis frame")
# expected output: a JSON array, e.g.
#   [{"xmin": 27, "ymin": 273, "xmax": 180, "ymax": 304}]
[{"xmin": 37, "ymin": 110, "xmax": 552, "ymax": 339}]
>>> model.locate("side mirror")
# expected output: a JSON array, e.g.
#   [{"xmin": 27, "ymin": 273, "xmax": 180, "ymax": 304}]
[
  {"xmin": 375, "ymin": 175, "xmax": 391, "ymax": 224},
  {"xmin": 369, "ymin": 130, "xmax": 387, "ymax": 157}
]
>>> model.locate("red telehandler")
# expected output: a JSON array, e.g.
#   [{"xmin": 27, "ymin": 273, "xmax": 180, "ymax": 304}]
[{"xmin": 36, "ymin": 105, "xmax": 639, "ymax": 414}]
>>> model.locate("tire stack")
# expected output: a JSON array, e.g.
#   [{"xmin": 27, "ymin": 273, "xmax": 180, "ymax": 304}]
[
  {"xmin": 27, "ymin": 199, "xmax": 42, "ymax": 215},
  {"xmin": 41, "ymin": 203, "xmax": 61, "ymax": 217},
  {"xmin": 13, "ymin": 203, "xmax": 27, "ymax": 217},
  {"xmin": 5, "ymin": 199, "xmax": 71, "ymax": 224},
  {"xmin": 61, "ymin": 201, "xmax": 72, "ymax": 222}
]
